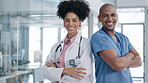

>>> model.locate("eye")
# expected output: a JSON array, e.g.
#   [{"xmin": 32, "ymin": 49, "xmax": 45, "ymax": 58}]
[
  {"xmin": 73, "ymin": 19, "xmax": 77, "ymax": 22},
  {"xmin": 65, "ymin": 19, "xmax": 70, "ymax": 22},
  {"xmin": 111, "ymin": 13, "xmax": 117, "ymax": 17},
  {"xmin": 103, "ymin": 14, "xmax": 108, "ymax": 18}
]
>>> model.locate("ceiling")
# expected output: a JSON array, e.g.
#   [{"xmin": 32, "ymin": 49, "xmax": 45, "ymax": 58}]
[{"xmin": 0, "ymin": 0, "xmax": 148, "ymax": 28}]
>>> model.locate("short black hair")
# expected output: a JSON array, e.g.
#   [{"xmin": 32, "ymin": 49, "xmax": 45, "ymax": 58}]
[
  {"xmin": 99, "ymin": 3, "xmax": 116, "ymax": 15},
  {"xmin": 56, "ymin": 0, "xmax": 90, "ymax": 21}
]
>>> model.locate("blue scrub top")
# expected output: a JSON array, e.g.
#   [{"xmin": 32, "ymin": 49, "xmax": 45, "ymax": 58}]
[{"xmin": 91, "ymin": 28, "xmax": 134, "ymax": 83}]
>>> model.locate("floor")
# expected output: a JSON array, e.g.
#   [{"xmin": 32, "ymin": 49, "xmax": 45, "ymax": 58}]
[
  {"xmin": 15, "ymin": 74, "xmax": 51, "ymax": 83},
  {"xmin": 17, "ymin": 74, "xmax": 143, "ymax": 83}
]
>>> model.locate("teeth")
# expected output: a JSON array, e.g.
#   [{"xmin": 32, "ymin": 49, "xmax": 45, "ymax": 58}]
[
  {"xmin": 69, "ymin": 27, "xmax": 74, "ymax": 30},
  {"xmin": 107, "ymin": 22, "xmax": 113, "ymax": 25}
]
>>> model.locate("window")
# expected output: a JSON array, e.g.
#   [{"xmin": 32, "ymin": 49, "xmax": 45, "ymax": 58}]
[
  {"xmin": 122, "ymin": 24, "xmax": 144, "ymax": 77},
  {"xmin": 29, "ymin": 26, "xmax": 41, "ymax": 63},
  {"xmin": 117, "ymin": 8, "xmax": 145, "ymax": 23},
  {"xmin": 42, "ymin": 28, "xmax": 58, "ymax": 64},
  {"xmin": 117, "ymin": 8, "xmax": 145, "ymax": 82}
]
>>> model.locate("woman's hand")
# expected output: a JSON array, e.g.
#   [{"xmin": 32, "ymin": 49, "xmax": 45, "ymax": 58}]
[
  {"xmin": 45, "ymin": 60, "xmax": 57, "ymax": 68},
  {"xmin": 62, "ymin": 67, "xmax": 86, "ymax": 79}
]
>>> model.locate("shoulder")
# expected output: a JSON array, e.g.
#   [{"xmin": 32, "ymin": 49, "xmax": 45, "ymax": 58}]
[
  {"xmin": 116, "ymin": 32, "xmax": 129, "ymax": 39},
  {"xmin": 91, "ymin": 31, "xmax": 109, "ymax": 43},
  {"xmin": 81, "ymin": 37, "xmax": 90, "ymax": 44},
  {"xmin": 116, "ymin": 32, "xmax": 124, "ymax": 36},
  {"xmin": 53, "ymin": 41, "xmax": 61, "ymax": 47},
  {"xmin": 82, "ymin": 36, "xmax": 89, "ymax": 41},
  {"xmin": 51, "ymin": 41, "xmax": 62, "ymax": 50},
  {"xmin": 92, "ymin": 29, "xmax": 108, "ymax": 38}
]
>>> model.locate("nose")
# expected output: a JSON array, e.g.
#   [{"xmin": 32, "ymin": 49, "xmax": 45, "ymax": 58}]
[
  {"xmin": 108, "ymin": 15, "xmax": 113, "ymax": 21},
  {"xmin": 69, "ymin": 21, "xmax": 73, "ymax": 26}
]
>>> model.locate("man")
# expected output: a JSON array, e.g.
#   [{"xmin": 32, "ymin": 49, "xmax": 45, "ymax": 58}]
[{"xmin": 90, "ymin": 3, "xmax": 142, "ymax": 83}]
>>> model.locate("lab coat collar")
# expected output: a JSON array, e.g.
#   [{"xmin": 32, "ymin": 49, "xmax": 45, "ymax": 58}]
[
  {"xmin": 73, "ymin": 32, "xmax": 82, "ymax": 44},
  {"xmin": 60, "ymin": 32, "xmax": 81, "ymax": 48}
]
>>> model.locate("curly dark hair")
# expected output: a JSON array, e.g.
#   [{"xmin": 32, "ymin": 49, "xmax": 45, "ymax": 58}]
[{"xmin": 56, "ymin": 0, "xmax": 90, "ymax": 21}]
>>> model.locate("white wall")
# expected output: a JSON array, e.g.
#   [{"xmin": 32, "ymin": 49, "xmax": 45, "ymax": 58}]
[{"xmin": 87, "ymin": 0, "xmax": 115, "ymax": 15}]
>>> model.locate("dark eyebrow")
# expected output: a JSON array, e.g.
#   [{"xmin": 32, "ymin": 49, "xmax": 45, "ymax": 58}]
[
  {"xmin": 73, "ymin": 18, "xmax": 78, "ymax": 20},
  {"xmin": 112, "ymin": 13, "xmax": 116, "ymax": 14}
]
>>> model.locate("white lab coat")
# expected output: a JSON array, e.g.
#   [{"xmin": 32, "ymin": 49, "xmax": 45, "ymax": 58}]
[{"xmin": 42, "ymin": 33, "xmax": 93, "ymax": 83}]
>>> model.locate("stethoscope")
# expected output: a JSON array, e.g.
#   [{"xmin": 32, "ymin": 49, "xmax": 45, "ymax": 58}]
[{"xmin": 55, "ymin": 36, "xmax": 82, "ymax": 67}]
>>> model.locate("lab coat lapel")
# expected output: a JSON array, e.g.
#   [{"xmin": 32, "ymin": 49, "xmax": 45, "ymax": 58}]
[{"xmin": 64, "ymin": 33, "xmax": 81, "ymax": 59}]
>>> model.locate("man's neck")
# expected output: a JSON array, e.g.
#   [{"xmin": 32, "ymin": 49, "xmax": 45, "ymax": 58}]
[{"xmin": 102, "ymin": 27, "xmax": 115, "ymax": 36}]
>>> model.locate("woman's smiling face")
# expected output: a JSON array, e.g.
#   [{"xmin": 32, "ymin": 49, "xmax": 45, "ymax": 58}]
[{"xmin": 64, "ymin": 12, "xmax": 81, "ymax": 35}]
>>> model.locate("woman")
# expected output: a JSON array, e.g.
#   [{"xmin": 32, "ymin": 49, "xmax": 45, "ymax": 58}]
[{"xmin": 42, "ymin": 0, "xmax": 92, "ymax": 83}]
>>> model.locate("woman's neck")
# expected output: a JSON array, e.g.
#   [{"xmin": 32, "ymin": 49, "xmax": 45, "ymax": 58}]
[{"xmin": 67, "ymin": 32, "xmax": 78, "ymax": 39}]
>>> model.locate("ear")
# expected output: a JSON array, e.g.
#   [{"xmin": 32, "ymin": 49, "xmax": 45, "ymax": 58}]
[
  {"xmin": 64, "ymin": 24, "xmax": 65, "ymax": 27},
  {"xmin": 63, "ymin": 20, "xmax": 66, "ymax": 27},
  {"xmin": 79, "ymin": 21, "xmax": 82, "ymax": 27},
  {"xmin": 116, "ymin": 14, "xmax": 118, "ymax": 20},
  {"xmin": 98, "ymin": 15, "xmax": 101, "ymax": 22}
]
